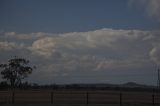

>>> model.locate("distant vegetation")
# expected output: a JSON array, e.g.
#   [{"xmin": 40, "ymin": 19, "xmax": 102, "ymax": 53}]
[{"xmin": 0, "ymin": 81, "xmax": 159, "ymax": 92}]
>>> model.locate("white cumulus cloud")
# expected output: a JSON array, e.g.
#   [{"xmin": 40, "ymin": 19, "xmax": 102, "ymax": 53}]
[{"xmin": 28, "ymin": 37, "xmax": 57, "ymax": 57}]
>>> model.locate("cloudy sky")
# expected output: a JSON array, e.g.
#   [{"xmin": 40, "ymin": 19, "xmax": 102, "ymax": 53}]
[{"xmin": 0, "ymin": 0, "xmax": 160, "ymax": 85}]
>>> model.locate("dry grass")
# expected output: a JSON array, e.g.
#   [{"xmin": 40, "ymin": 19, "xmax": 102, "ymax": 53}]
[{"xmin": 0, "ymin": 90, "xmax": 160, "ymax": 106}]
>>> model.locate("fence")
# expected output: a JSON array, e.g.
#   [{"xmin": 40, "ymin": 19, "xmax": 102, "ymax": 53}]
[{"xmin": 0, "ymin": 90, "xmax": 160, "ymax": 106}]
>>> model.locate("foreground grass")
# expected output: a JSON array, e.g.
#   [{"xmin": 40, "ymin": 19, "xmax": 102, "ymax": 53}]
[{"xmin": 0, "ymin": 90, "xmax": 160, "ymax": 106}]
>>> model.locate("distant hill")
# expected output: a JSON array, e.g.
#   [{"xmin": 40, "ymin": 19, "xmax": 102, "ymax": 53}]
[
  {"xmin": 121, "ymin": 82, "xmax": 150, "ymax": 88},
  {"xmin": 0, "ymin": 81, "xmax": 157, "ymax": 91},
  {"xmin": 63, "ymin": 82, "xmax": 156, "ymax": 89}
]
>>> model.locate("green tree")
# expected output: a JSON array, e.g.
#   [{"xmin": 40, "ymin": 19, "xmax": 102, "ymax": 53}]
[{"xmin": 0, "ymin": 56, "xmax": 35, "ymax": 89}]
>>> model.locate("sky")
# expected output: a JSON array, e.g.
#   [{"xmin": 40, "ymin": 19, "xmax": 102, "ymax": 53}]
[{"xmin": 0, "ymin": 0, "xmax": 160, "ymax": 85}]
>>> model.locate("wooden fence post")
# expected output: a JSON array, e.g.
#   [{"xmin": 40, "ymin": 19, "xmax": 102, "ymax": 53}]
[
  {"xmin": 120, "ymin": 92, "xmax": 122, "ymax": 106},
  {"xmin": 152, "ymin": 94, "xmax": 154, "ymax": 106},
  {"xmin": 86, "ymin": 91, "xmax": 89, "ymax": 105},
  {"xmin": 51, "ymin": 91, "xmax": 53, "ymax": 104},
  {"xmin": 12, "ymin": 91, "xmax": 15, "ymax": 104}
]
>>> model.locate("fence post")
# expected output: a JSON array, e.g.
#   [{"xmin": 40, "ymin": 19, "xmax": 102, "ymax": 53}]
[
  {"xmin": 152, "ymin": 94, "xmax": 154, "ymax": 106},
  {"xmin": 120, "ymin": 92, "xmax": 122, "ymax": 106},
  {"xmin": 51, "ymin": 91, "xmax": 53, "ymax": 104},
  {"xmin": 12, "ymin": 91, "xmax": 15, "ymax": 104},
  {"xmin": 86, "ymin": 91, "xmax": 89, "ymax": 105}
]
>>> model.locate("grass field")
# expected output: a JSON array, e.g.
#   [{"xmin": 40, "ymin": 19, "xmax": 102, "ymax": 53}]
[{"xmin": 0, "ymin": 90, "xmax": 160, "ymax": 106}]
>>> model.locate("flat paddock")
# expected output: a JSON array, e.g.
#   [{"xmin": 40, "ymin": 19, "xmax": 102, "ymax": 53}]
[{"xmin": 0, "ymin": 90, "xmax": 160, "ymax": 106}]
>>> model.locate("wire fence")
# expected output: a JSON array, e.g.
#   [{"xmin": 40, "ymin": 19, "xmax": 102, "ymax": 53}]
[{"xmin": 0, "ymin": 90, "xmax": 160, "ymax": 106}]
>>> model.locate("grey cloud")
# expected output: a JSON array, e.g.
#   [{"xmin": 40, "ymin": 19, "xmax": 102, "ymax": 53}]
[
  {"xmin": 2, "ymin": 32, "xmax": 54, "ymax": 40},
  {"xmin": 150, "ymin": 44, "xmax": 160, "ymax": 64},
  {"xmin": 129, "ymin": 0, "xmax": 160, "ymax": 20},
  {"xmin": 16, "ymin": 28, "xmax": 160, "ymax": 66},
  {"xmin": 96, "ymin": 58, "xmax": 149, "ymax": 70},
  {"xmin": 0, "ymin": 41, "xmax": 24, "ymax": 51},
  {"xmin": 60, "ymin": 29, "xmax": 150, "ymax": 51},
  {"xmin": 0, "ymin": 28, "xmax": 160, "ymax": 83}
]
